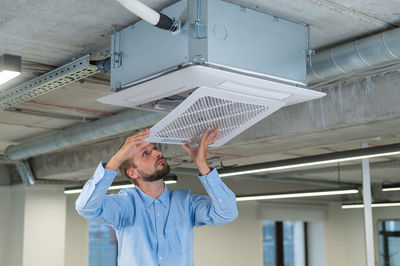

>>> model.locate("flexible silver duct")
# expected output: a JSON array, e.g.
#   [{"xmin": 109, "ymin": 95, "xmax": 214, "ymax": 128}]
[
  {"xmin": 5, "ymin": 109, "xmax": 165, "ymax": 161},
  {"xmin": 307, "ymin": 27, "xmax": 400, "ymax": 85}
]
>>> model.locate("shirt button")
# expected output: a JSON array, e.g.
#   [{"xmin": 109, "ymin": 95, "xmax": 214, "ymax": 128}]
[
  {"xmin": 160, "ymin": 257, "xmax": 163, "ymax": 260},
  {"xmin": 157, "ymin": 213, "xmax": 160, "ymax": 216},
  {"xmin": 159, "ymin": 234, "xmax": 162, "ymax": 238},
  {"xmin": 218, "ymin": 198, "xmax": 222, "ymax": 202},
  {"xmin": 210, "ymin": 178, "xmax": 213, "ymax": 182}
]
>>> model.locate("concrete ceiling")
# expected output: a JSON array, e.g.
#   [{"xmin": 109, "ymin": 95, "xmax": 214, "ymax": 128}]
[{"xmin": 1, "ymin": 0, "xmax": 400, "ymax": 204}]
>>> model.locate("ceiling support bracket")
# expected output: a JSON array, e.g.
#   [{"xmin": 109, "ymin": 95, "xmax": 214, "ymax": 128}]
[{"xmin": 0, "ymin": 54, "xmax": 99, "ymax": 110}]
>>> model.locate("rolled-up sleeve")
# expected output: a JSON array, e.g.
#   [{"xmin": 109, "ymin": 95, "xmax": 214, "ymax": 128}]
[
  {"xmin": 75, "ymin": 162, "xmax": 131, "ymax": 228},
  {"xmin": 191, "ymin": 168, "xmax": 238, "ymax": 227}
]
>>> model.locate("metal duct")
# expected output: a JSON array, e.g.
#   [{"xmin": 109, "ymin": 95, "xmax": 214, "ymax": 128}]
[
  {"xmin": 16, "ymin": 161, "xmax": 35, "ymax": 185},
  {"xmin": 5, "ymin": 109, "xmax": 165, "ymax": 161},
  {"xmin": 307, "ymin": 27, "xmax": 400, "ymax": 85}
]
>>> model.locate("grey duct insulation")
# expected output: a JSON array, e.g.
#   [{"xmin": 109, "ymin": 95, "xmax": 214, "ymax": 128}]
[
  {"xmin": 5, "ymin": 109, "xmax": 165, "ymax": 161},
  {"xmin": 307, "ymin": 27, "xmax": 400, "ymax": 85}
]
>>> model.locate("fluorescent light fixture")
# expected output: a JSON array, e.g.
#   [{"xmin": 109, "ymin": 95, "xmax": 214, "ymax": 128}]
[
  {"xmin": 342, "ymin": 202, "xmax": 400, "ymax": 209},
  {"xmin": 0, "ymin": 54, "xmax": 21, "ymax": 86},
  {"xmin": 64, "ymin": 180, "xmax": 177, "ymax": 194},
  {"xmin": 382, "ymin": 184, "xmax": 400, "ymax": 192},
  {"xmin": 236, "ymin": 188, "xmax": 359, "ymax": 202},
  {"xmin": 219, "ymin": 143, "xmax": 400, "ymax": 178}
]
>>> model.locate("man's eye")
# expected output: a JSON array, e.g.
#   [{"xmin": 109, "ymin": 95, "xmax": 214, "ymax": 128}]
[{"xmin": 143, "ymin": 151, "xmax": 148, "ymax": 157}]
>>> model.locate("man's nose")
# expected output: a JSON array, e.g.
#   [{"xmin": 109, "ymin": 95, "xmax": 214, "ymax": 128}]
[{"xmin": 154, "ymin": 149, "xmax": 162, "ymax": 157}]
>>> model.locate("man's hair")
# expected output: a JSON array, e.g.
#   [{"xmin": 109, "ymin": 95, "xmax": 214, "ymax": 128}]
[{"xmin": 119, "ymin": 159, "xmax": 139, "ymax": 186}]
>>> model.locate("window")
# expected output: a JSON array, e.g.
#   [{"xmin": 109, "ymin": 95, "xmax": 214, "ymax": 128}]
[
  {"xmin": 89, "ymin": 220, "xmax": 118, "ymax": 266},
  {"xmin": 263, "ymin": 221, "xmax": 308, "ymax": 266},
  {"xmin": 379, "ymin": 220, "xmax": 400, "ymax": 266}
]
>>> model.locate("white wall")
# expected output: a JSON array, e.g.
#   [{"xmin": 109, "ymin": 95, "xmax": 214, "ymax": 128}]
[
  {"xmin": 324, "ymin": 204, "xmax": 366, "ymax": 266},
  {"xmin": 5, "ymin": 186, "xmax": 25, "ymax": 266},
  {"xmin": 64, "ymin": 194, "xmax": 89, "ymax": 266},
  {"xmin": 0, "ymin": 187, "xmax": 11, "ymax": 266},
  {"xmin": 307, "ymin": 222, "xmax": 325, "ymax": 266},
  {"xmin": 22, "ymin": 187, "xmax": 66, "ymax": 266},
  {"xmin": 0, "ymin": 186, "xmax": 66, "ymax": 266}
]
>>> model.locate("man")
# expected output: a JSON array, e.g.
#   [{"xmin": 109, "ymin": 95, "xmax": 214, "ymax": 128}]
[{"xmin": 75, "ymin": 127, "xmax": 238, "ymax": 266}]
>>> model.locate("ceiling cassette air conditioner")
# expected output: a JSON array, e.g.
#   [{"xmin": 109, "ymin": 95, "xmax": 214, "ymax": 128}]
[{"xmin": 98, "ymin": 0, "xmax": 325, "ymax": 147}]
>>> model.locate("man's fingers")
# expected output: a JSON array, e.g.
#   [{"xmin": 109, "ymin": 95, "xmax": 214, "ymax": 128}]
[
  {"xmin": 126, "ymin": 129, "xmax": 150, "ymax": 143},
  {"xmin": 210, "ymin": 131, "xmax": 220, "ymax": 144},
  {"xmin": 182, "ymin": 144, "xmax": 191, "ymax": 154},
  {"xmin": 206, "ymin": 128, "xmax": 219, "ymax": 143},
  {"xmin": 136, "ymin": 141, "xmax": 150, "ymax": 149},
  {"xmin": 200, "ymin": 127, "xmax": 210, "ymax": 143}
]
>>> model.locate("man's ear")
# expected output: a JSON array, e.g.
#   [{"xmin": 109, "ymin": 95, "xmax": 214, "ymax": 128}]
[{"xmin": 126, "ymin": 167, "xmax": 139, "ymax": 183}]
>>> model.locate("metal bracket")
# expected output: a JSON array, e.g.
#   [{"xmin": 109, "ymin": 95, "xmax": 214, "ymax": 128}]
[
  {"xmin": 306, "ymin": 25, "xmax": 316, "ymax": 67},
  {"xmin": 112, "ymin": 26, "xmax": 123, "ymax": 69},
  {"xmin": 192, "ymin": 0, "xmax": 207, "ymax": 39},
  {"xmin": 0, "ymin": 54, "xmax": 99, "ymax": 110}
]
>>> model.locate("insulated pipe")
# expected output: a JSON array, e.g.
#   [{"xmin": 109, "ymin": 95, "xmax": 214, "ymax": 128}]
[
  {"xmin": 116, "ymin": 0, "xmax": 177, "ymax": 31},
  {"xmin": 307, "ymin": 27, "xmax": 400, "ymax": 85},
  {"xmin": 5, "ymin": 109, "xmax": 166, "ymax": 161}
]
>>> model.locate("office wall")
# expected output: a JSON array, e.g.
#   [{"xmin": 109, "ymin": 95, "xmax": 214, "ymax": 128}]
[
  {"xmin": 22, "ymin": 187, "xmax": 66, "ymax": 266},
  {"xmin": 324, "ymin": 204, "xmax": 400, "ymax": 266},
  {"xmin": 0, "ymin": 187, "xmax": 11, "ymax": 266},
  {"xmin": 0, "ymin": 186, "xmax": 66, "ymax": 266},
  {"xmin": 64, "ymin": 194, "xmax": 89, "ymax": 266},
  {"xmin": 307, "ymin": 221, "xmax": 325, "ymax": 266},
  {"xmin": 324, "ymin": 204, "xmax": 366, "ymax": 266},
  {"xmin": 5, "ymin": 186, "xmax": 25, "ymax": 266}
]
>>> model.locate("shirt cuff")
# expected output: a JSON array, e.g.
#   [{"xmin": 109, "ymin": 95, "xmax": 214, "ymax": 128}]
[
  {"xmin": 92, "ymin": 161, "xmax": 118, "ymax": 184},
  {"xmin": 198, "ymin": 168, "xmax": 222, "ymax": 186}
]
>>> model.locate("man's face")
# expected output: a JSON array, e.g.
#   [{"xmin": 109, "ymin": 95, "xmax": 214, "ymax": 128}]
[{"xmin": 133, "ymin": 143, "xmax": 170, "ymax": 183}]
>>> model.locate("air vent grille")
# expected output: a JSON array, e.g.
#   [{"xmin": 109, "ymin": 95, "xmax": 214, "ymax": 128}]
[{"xmin": 146, "ymin": 87, "xmax": 285, "ymax": 147}]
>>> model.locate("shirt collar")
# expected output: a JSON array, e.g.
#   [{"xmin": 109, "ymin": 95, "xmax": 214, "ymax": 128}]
[{"xmin": 136, "ymin": 183, "xmax": 170, "ymax": 209}]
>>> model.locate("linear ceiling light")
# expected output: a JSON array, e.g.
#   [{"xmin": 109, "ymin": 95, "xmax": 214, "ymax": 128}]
[
  {"xmin": 219, "ymin": 143, "xmax": 400, "ymax": 178},
  {"xmin": 382, "ymin": 184, "xmax": 400, "ymax": 192},
  {"xmin": 342, "ymin": 202, "xmax": 400, "ymax": 209},
  {"xmin": 236, "ymin": 188, "xmax": 359, "ymax": 202},
  {"xmin": 0, "ymin": 54, "xmax": 21, "ymax": 86},
  {"xmin": 64, "ymin": 179, "xmax": 177, "ymax": 194}
]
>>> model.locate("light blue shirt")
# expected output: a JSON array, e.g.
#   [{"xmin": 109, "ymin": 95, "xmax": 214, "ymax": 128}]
[{"xmin": 76, "ymin": 162, "xmax": 238, "ymax": 266}]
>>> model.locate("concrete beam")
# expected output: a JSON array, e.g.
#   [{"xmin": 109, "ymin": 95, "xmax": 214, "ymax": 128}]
[{"xmin": 31, "ymin": 70, "xmax": 400, "ymax": 182}]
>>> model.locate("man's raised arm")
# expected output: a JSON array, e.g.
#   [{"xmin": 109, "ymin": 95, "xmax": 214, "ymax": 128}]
[
  {"xmin": 75, "ymin": 129, "xmax": 150, "ymax": 227},
  {"xmin": 182, "ymin": 128, "xmax": 238, "ymax": 226}
]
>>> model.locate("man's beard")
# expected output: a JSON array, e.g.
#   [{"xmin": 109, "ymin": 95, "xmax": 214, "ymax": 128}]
[{"xmin": 139, "ymin": 162, "xmax": 170, "ymax": 182}]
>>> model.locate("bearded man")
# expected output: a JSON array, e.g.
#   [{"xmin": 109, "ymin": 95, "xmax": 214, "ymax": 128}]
[{"xmin": 76, "ymin": 127, "xmax": 238, "ymax": 266}]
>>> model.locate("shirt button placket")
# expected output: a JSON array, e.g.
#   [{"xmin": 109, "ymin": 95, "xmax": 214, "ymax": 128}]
[{"xmin": 155, "ymin": 199, "xmax": 164, "ymax": 263}]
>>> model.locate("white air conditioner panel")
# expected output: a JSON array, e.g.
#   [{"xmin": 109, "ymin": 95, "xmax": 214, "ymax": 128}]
[
  {"xmin": 98, "ymin": 65, "xmax": 324, "ymax": 109},
  {"xmin": 144, "ymin": 86, "xmax": 286, "ymax": 147},
  {"xmin": 98, "ymin": 65, "xmax": 325, "ymax": 147}
]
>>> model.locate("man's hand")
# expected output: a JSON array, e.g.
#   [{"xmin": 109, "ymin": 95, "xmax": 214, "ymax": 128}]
[
  {"xmin": 182, "ymin": 127, "xmax": 220, "ymax": 176},
  {"xmin": 105, "ymin": 129, "xmax": 150, "ymax": 171}
]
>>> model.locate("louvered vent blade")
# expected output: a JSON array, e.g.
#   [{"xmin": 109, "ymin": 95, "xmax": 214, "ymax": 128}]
[{"xmin": 145, "ymin": 87, "xmax": 285, "ymax": 147}]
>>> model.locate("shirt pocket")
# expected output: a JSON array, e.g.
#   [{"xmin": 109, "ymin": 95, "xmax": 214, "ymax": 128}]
[{"xmin": 165, "ymin": 222, "xmax": 190, "ymax": 254}]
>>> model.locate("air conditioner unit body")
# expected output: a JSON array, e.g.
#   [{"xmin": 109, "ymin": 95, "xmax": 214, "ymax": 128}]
[{"xmin": 99, "ymin": 0, "xmax": 325, "ymax": 147}]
